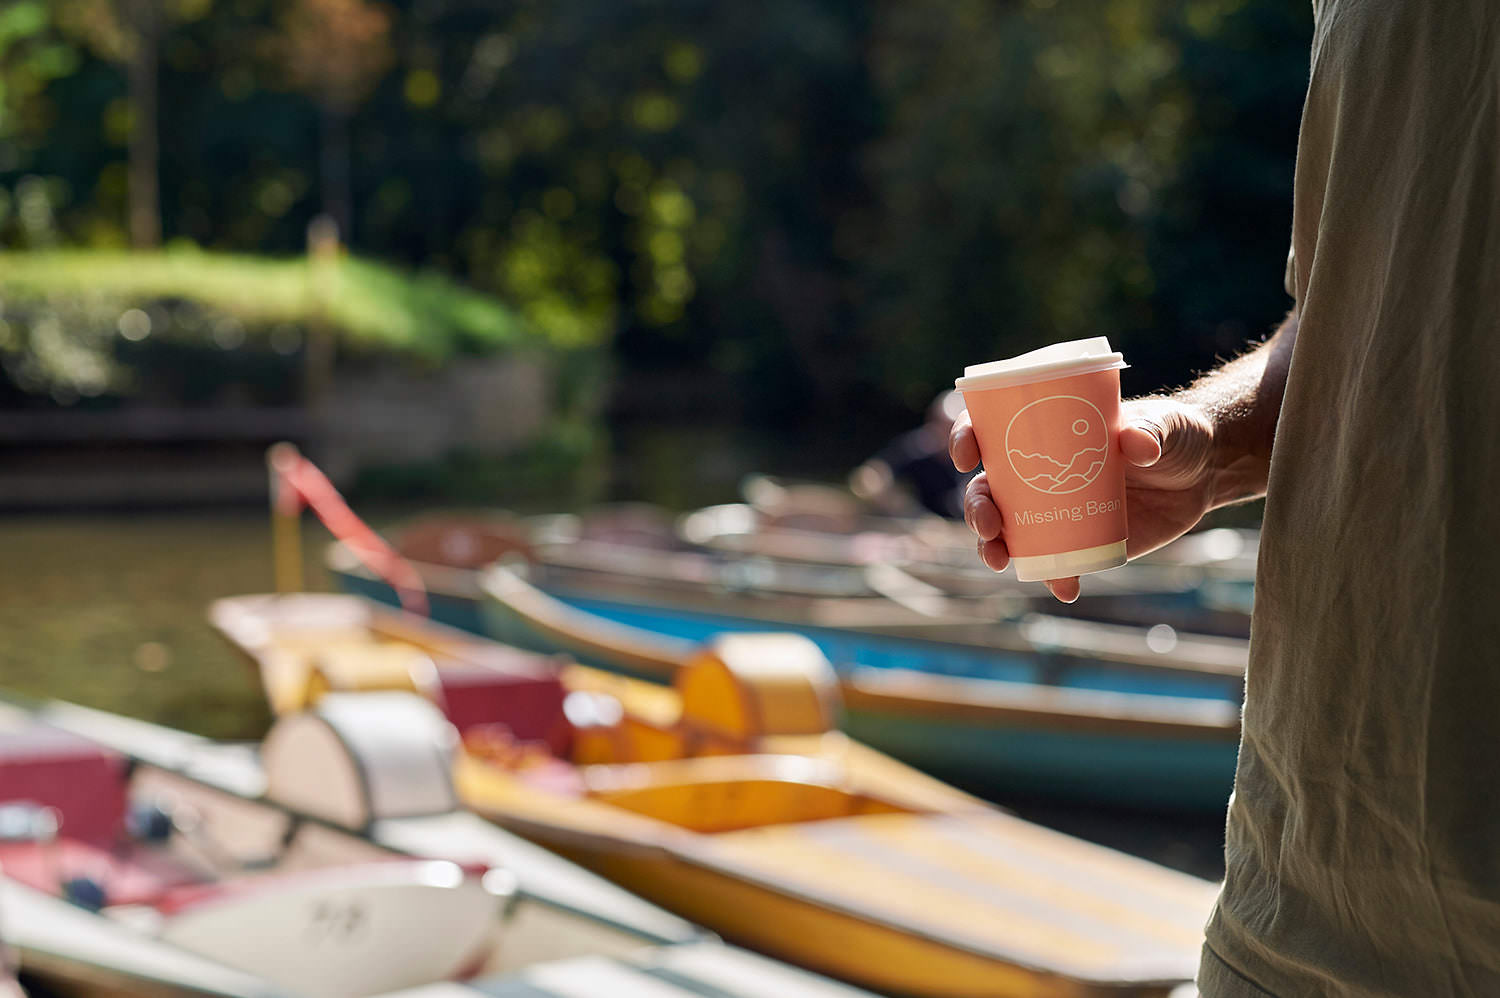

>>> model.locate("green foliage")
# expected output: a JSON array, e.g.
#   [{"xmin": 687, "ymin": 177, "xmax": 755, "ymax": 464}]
[
  {"xmin": 0, "ymin": 247, "xmax": 536, "ymax": 356},
  {"xmin": 0, "ymin": 0, "xmax": 1315, "ymax": 437},
  {"xmin": 860, "ymin": 0, "xmax": 1310, "ymax": 404},
  {"xmin": 0, "ymin": 247, "xmax": 550, "ymax": 404},
  {"xmin": 0, "ymin": 1, "xmax": 79, "ymax": 142}
]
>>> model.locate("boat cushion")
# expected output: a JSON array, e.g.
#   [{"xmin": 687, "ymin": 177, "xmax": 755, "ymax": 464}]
[
  {"xmin": 0, "ymin": 724, "xmax": 127, "ymax": 846},
  {"xmin": 434, "ymin": 664, "xmax": 571, "ymax": 755}
]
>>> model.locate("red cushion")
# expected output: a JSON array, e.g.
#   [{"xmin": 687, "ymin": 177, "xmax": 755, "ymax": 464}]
[
  {"xmin": 0, "ymin": 725, "xmax": 127, "ymax": 846},
  {"xmin": 433, "ymin": 663, "xmax": 571, "ymax": 755}
]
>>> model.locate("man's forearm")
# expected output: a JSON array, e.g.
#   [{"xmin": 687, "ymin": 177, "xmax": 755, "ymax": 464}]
[{"xmin": 1178, "ymin": 311, "xmax": 1298, "ymax": 507}]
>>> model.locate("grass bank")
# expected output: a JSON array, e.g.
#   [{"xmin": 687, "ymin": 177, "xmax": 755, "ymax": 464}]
[{"xmin": 0, "ymin": 248, "xmax": 538, "ymax": 360}]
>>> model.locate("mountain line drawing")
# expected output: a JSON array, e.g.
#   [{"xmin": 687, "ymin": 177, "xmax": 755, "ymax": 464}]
[
  {"xmin": 1003, "ymin": 394, "xmax": 1110, "ymax": 494},
  {"xmin": 1015, "ymin": 460, "xmax": 1106, "ymax": 492},
  {"xmin": 1007, "ymin": 445, "xmax": 1107, "ymax": 492}
]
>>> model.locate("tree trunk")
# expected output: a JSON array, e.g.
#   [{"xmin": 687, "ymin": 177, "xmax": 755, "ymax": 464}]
[
  {"xmin": 304, "ymin": 215, "xmax": 340, "ymax": 409},
  {"xmin": 321, "ymin": 103, "xmax": 352, "ymax": 244},
  {"xmin": 126, "ymin": 0, "xmax": 161, "ymax": 248}
]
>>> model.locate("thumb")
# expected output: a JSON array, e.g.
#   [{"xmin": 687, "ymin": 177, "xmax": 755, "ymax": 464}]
[
  {"xmin": 1119, "ymin": 399, "xmax": 1215, "ymax": 484},
  {"xmin": 1119, "ymin": 422, "xmax": 1163, "ymax": 468}
]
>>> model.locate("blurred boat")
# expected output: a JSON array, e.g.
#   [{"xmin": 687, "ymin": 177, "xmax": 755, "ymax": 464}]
[
  {"xmin": 735, "ymin": 472, "xmax": 1259, "ymax": 581},
  {"xmin": 679, "ymin": 499, "xmax": 1256, "ymax": 637},
  {"xmin": 326, "ymin": 509, "xmax": 1254, "ymax": 673},
  {"xmin": 0, "ymin": 702, "xmax": 511, "ymax": 998},
  {"xmin": 212, "ymin": 592, "xmax": 1218, "ymax": 997},
  {"xmin": 9, "ymin": 697, "xmax": 883, "ymax": 998},
  {"xmin": 339, "ymin": 509, "xmax": 895, "ymax": 621},
  {"xmin": 474, "ymin": 564, "xmax": 1244, "ymax": 810}
]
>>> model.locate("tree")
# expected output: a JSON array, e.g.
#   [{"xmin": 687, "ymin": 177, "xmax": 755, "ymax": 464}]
[
  {"xmin": 268, "ymin": 0, "xmax": 392, "ymax": 243},
  {"xmin": 54, "ymin": 0, "xmax": 161, "ymax": 248},
  {"xmin": 858, "ymin": 0, "xmax": 1309, "ymax": 405}
]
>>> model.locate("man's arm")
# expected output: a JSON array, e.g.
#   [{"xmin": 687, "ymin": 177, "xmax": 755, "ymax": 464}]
[{"xmin": 1175, "ymin": 309, "xmax": 1299, "ymax": 508}]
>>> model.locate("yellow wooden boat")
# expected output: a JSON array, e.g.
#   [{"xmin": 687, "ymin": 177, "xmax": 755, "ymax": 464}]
[{"xmin": 212, "ymin": 593, "xmax": 1217, "ymax": 998}]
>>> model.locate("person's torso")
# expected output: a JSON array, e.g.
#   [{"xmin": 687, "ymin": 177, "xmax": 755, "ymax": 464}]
[{"xmin": 1206, "ymin": 1, "xmax": 1500, "ymax": 994}]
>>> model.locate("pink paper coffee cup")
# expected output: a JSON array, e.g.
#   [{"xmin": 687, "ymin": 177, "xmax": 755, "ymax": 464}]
[{"xmin": 956, "ymin": 338, "xmax": 1129, "ymax": 582}]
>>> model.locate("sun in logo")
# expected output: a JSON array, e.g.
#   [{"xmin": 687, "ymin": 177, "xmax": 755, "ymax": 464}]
[{"xmin": 1004, "ymin": 396, "xmax": 1109, "ymax": 494}]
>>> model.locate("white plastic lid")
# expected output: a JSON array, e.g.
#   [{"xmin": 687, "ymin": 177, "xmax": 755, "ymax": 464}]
[{"xmin": 955, "ymin": 336, "xmax": 1126, "ymax": 392}]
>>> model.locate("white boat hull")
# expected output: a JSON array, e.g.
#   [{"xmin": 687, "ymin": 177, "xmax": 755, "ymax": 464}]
[{"xmin": 160, "ymin": 863, "xmax": 509, "ymax": 998}]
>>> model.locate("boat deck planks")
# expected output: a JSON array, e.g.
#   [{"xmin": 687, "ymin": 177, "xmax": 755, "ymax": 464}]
[{"xmin": 699, "ymin": 813, "xmax": 1211, "ymax": 981}]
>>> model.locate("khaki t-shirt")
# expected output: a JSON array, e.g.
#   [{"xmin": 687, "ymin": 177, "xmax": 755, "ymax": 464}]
[{"xmin": 1200, "ymin": 1, "xmax": 1500, "ymax": 995}]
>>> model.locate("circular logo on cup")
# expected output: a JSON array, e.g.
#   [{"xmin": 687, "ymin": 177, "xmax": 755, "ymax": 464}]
[{"xmin": 1004, "ymin": 395, "xmax": 1109, "ymax": 495}]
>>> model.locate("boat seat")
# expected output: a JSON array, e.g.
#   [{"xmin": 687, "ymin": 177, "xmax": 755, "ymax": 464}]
[
  {"xmin": 302, "ymin": 642, "xmax": 442, "ymax": 708},
  {"xmin": 0, "ymin": 724, "xmax": 128, "ymax": 847},
  {"xmin": 675, "ymin": 634, "xmax": 841, "ymax": 743},
  {"xmin": 432, "ymin": 662, "xmax": 571, "ymax": 756},
  {"xmin": 263, "ymin": 693, "xmax": 459, "ymax": 829},
  {"xmin": 563, "ymin": 640, "xmax": 843, "ymax": 766},
  {"xmin": 0, "ymin": 722, "xmax": 212, "ymax": 907}
]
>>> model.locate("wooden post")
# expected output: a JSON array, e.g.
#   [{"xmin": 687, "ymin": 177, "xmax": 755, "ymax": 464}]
[
  {"xmin": 305, "ymin": 215, "xmax": 340, "ymax": 408},
  {"xmin": 267, "ymin": 442, "xmax": 304, "ymax": 594}
]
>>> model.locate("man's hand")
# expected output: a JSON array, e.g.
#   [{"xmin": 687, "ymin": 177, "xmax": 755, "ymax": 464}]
[
  {"xmin": 950, "ymin": 313, "xmax": 1294, "ymax": 602},
  {"xmin": 949, "ymin": 398, "xmax": 1217, "ymax": 603}
]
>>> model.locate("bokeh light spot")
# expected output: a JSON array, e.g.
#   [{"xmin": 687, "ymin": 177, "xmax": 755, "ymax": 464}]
[{"xmin": 117, "ymin": 309, "xmax": 151, "ymax": 341}]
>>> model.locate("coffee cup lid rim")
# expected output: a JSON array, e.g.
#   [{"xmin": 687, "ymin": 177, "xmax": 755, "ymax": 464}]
[{"xmin": 954, "ymin": 337, "xmax": 1126, "ymax": 391}]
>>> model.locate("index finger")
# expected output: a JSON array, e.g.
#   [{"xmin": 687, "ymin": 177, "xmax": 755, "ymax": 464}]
[{"xmin": 949, "ymin": 410, "xmax": 980, "ymax": 472}]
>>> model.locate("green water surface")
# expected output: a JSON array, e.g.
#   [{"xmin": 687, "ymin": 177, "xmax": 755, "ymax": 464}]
[{"xmin": 0, "ymin": 512, "xmax": 330, "ymax": 739}]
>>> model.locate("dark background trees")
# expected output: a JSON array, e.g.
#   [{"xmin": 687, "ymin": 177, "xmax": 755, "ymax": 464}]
[{"xmin": 0, "ymin": 0, "xmax": 1312, "ymax": 481}]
